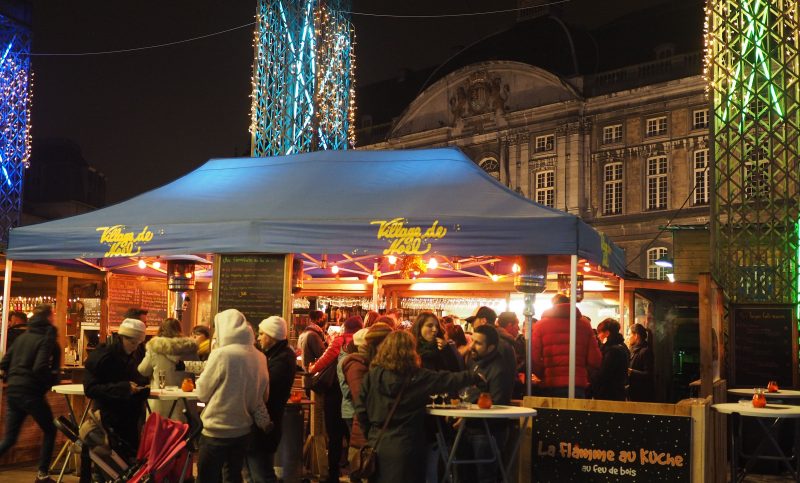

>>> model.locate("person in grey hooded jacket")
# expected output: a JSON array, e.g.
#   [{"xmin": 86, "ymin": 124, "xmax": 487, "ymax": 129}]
[{"xmin": 195, "ymin": 309, "xmax": 269, "ymax": 483}]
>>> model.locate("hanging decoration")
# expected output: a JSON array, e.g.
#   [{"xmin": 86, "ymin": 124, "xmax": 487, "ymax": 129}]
[{"xmin": 399, "ymin": 254, "xmax": 427, "ymax": 278}]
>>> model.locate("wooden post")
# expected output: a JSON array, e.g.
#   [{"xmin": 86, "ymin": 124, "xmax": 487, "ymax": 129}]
[
  {"xmin": 568, "ymin": 255, "xmax": 577, "ymax": 398},
  {"xmin": 56, "ymin": 276, "xmax": 69, "ymax": 352},
  {"xmin": 698, "ymin": 273, "xmax": 713, "ymax": 398},
  {"xmin": 0, "ymin": 258, "xmax": 12, "ymax": 356}
]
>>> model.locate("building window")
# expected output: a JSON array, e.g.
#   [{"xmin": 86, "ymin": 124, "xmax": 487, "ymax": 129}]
[
  {"xmin": 744, "ymin": 160, "xmax": 770, "ymax": 199},
  {"xmin": 647, "ymin": 247, "xmax": 668, "ymax": 280},
  {"xmin": 602, "ymin": 124, "xmax": 622, "ymax": 144},
  {"xmin": 692, "ymin": 109, "xmax": 709, "ymax": 129},
  {"xmin": 479, "ymin": 157, "xmax": 500, "ymax": 180},
  {"xmin": 535, "ymin": 170, "xmax": 555, "ymax": 208},
  {"xmin": 646, "ymin": 156, "xmax": 668, "ymax": 210},
  {"xmin": 603, "ymin": 162, "xmax": 623, "ymax": 215},
  {"xmin": 645, "ymin": 116, "xmax": 667, "ymax": 137},
  {"xmin": 693, "ymin": 149, "xmax": 709, "ymax": 205},
  {"xmin": 535, "ymin": 134, "xmax": 554, "ymax": 153}
]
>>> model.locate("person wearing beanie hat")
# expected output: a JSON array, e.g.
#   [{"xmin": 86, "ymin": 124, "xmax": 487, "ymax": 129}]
[
  {"xmin": 83, "ymin": 316, "xmax": 150, "ymax": 465},
  {"xmin": 352, "ymin": 328, "xmax": 369, "ymax": 347},
  {"xmin": 307, "ymin": 315, "xmax": 362, "ymax": 483},
  {"xmin": 195, "ymin": 309, "xmax": 270, "ymax": 482},
  {"xmin": 259, "ymin": 315, "xmax": 288, "ymax": 342},
  {"xmin": 247, "ymin": 316, "xmax": 297, "ymax": 483}
]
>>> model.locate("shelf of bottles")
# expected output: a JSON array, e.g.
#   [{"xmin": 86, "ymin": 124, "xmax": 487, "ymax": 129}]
[{"xmin": 1, "ymin": 296, "xmax": 56, "ymax": 314}]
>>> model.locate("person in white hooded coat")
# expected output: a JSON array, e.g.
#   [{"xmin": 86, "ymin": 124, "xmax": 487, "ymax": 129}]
[
  {"xmin": 195, "ymin": 309, "xmax": 269, "ymax": 483},
  {"xmin": 137, "ymin": 318, "xmax": 198, "ymax": 420}
]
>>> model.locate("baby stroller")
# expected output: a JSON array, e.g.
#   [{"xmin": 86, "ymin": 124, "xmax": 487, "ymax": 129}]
[{"xmin": 54, "ymin": 406, "xmax": 202, "ymax": 482}]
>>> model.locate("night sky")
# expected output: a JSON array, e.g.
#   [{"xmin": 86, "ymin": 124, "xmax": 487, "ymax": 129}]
[{"xmin": 29, "ymin": 0, "xmax": 672, "ymax": 203}]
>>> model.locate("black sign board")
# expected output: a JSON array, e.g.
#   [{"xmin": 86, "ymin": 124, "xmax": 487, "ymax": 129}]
[
  {"xmin": 108, "ymin": 275, "xmax": 168, "ymax": 329},
  {"xmin": 730, "ymin": 305, "xmax": 795, "ymax": 388},
  {"xmin": 216, "ymin": 254, "xmax": 286, "ymax": 326},
  {"xmin": 531, "ymin": 408, "xmax": 691, "ymax": 482}
]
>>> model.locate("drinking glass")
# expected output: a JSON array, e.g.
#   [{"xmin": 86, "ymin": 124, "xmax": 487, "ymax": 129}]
[
  {"xmin": 440, "ymin": 393, "xmax": 450, "ymax": 407},
  {"xmin": 459, "ymin": 387, "xmax": 471, "ymax": 408},
  {"xmin": 429, "ymin": 393, "xmax": 438, "ymax": 408},
  {"xmin": 157, "ymin": 370, "xmax": 167, "ymax": 389}
]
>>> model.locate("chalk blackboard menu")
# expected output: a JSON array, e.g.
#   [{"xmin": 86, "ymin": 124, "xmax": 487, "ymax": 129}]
[
  {"xmin": 81, "ymin": 298, "xmax": 102, "ymax": 329},
  {"xmin": 216, "ymin": 254, "xmax": 286, "ymax": 326},
  {"xmin": 108, "ymin": 275, "xmax": 168, "ymax": 329},
  {"xmin": 531, "ymin": 408, "xmax": 691, "ymax": 482},
  {"xmin": 731, "ymin": 305, "xmax": 795, "ymax": 388}
]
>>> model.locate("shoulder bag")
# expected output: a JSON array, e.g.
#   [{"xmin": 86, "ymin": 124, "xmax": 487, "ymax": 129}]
[{"xmin": 350, "ymin": 378, "xmax": 408, "ymax": 479}]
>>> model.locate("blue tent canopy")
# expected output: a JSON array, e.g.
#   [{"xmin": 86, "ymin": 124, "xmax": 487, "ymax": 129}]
[{"xmin": 7, "ymin": 148, "xmax": 625, "ymax": 275}]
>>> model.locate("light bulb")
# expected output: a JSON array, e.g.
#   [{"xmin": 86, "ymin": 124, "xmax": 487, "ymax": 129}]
[
  {"xmin": 512, "ymin": 263, "xmax": 521, "ymax": 273},
  {"xmin": 185, "ymin": 272, "xmax": 193, "ymax": 279},
  {"xmin": 152, "ymin": 261, "xmax": 161, "ymax": 269},
  {"xmin": 428, "ymin": 257, "xmax": 438, "ymax": 269},
  {"xmin": 387, "ymin": 255, "xmax": 397, "ymax": 265},
  {"xmin": 332, "ymin": 265, "xmax": 339, "ymax": 274},
  {"xmin": 138, "ymin": 259, "xmax": 146, "ymax": 269},
  {"xmin": 491, "ymin": 274, "xmax": 499, "ymax": 282},
  {"xmin": 367, "ymin": 274, "xmax": 374, "ymax": 283},
  {"xmin": 583, "ymin": 263, "xmax": 591, "ymax": 273}
]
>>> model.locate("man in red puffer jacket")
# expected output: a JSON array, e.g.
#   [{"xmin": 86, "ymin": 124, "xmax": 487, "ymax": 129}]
[{"xmin": 532, "ymin": 294, "xmax": 601, "ymax": 398}]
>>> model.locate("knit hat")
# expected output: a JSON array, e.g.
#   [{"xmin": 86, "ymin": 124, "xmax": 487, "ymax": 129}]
[
  {"xmin": 353, "ymin": 328, "xmax": 369, "ymax": 347},
  {"xmin": 118, "ymin": 318, "xmax": 146, "ymax": 342},
  {"xmin": 365, "ymin": 322, "xmax": 392, "ymax": 345},
  {"xmin": 259, "ymin": 316, "xmax": 288, "ymax": 341},
  {"xmin": 465, "ymin": 306, "xmax": 497, "ymax": 325}
]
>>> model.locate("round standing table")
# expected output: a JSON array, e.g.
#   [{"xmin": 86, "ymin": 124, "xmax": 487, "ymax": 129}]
[
  {"xmin": 426, "ymin": 405, "xmax": 537, "ymax": 483},
  {"xmin": 713, "ymin": 403, "xmax": 800, "ymax": 482},
  {"xmin": 51, "ymin": 384, "xmax": 92, "ymax": 483}
]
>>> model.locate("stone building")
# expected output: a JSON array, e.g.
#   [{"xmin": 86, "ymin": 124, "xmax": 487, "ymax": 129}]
[{"xmin": 357, "ymin": 2, "xmax": 707, "ymax": 280}]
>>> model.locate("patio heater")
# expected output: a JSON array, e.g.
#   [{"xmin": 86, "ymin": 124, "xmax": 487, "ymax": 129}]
[
  {"xmin": 167, "ymin": 260, "xmax": 196, "ymax": 321},
  {"xmin": 514, "ymin": 255, "xmax": 548, "ymax": 396}
]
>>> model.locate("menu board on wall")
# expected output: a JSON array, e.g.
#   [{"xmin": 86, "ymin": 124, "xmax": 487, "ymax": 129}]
[
  {"xmin": 108, "ymin": 275, "xmax": 168, "ymax": 329},
  {"xmin": 531, "ymin": 408, "xmax": 691, "ymax": 482},
  {"xmin": 216, "ymin": 254, "xmax": 285, "ymax": 327},
  {"xmin": 80, "ymin": 298, "xmax": 102, "ymax": 329},
  {"xmin": 731, "ymin": 305, "xmax": 795, "ymax": 387}
]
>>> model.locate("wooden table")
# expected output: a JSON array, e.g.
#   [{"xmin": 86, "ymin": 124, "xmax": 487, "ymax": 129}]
[
  {"xmin": 427, "ymin": 404, "xmax": 537, "ymax": 483},
  {"xmin": 713, "ymin": 403, "xmax": 800, "ymax": 482}
]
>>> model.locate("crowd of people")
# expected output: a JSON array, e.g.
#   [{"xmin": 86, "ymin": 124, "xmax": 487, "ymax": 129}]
[{"xmin": 0, "ymin": 294, "xmax": 656, "ymax": 483}]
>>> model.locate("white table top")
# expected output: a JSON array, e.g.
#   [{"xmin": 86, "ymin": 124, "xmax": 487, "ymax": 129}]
[
  {"xmin": 713, "ymin": 403, "xmax": 800, "ymax": 418},
  {"xmin": 426, "ymin": 404, "xmax": 537, "ymax": 419},
  {"xmin": 728, "ymin": 388, "xmax": 800, "ymax": 399},
  {"xmin": 52, "ymin": 384, "xmax": 198, "ymax": 400},
  {"xmin": 52, "ymin": 383, "xmax": 84, "ymax": 395}
]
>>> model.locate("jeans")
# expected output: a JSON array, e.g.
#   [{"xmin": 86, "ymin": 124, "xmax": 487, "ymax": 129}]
[
  {"xmin": 198, "ymin": 434, "xmax": 250, "ymax": 483},
  {"xmin": 323, "ymin": 388, "xmax": 346, "ymax": 481},
  {"xmin": 536, "ymin": 386, "xmax": 586, "ymax": 399},
  {"xmin": 467, "ymin": 425, "xmax": 508, "ymax": 483},
  {"xmin": 244, "ymin": 449, "xmax": 276, "ymax": 483},
  {"xmin": 0, "ymin": 392, "xmax": 57, "ymax": 474}
]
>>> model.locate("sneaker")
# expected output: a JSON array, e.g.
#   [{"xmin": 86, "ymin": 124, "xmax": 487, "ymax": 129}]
[{"xmin": 35, "ymin": 476, "xmax": 56, "ymax": 483}]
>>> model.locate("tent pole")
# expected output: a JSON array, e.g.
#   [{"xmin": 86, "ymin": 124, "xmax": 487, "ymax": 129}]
[
  {"xmin": 568, "ymin": 255, "xmax": 577, "ymax": 399},
  {"xmin": 372, "ymin": 263, "xmax": 380, "ymax": 312},
  {"xmin": 0, "ymin": 258, "xmax": 12, "ymax": 404},
  {"xmin": 618, "ymin": 277, "xmax": 625, "ymax": 327},
  {"xmin": 524, "ymin": 293, "xmax": 533, "ymax": 396},
  {"xmin": 0, "ymin": 258, "xmax": 12, "ymax": 357}
]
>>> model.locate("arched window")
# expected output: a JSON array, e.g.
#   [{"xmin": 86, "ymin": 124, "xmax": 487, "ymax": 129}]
[
  {"xmin": 647, "ymin": 247, "xmax": 668, "ymax": 280},
  {"xmin": 479, "ymin": 157, "xmax": 500, "ymax": 180}
]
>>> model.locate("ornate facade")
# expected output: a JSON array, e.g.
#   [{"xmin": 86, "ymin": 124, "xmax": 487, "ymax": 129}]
[{"xmin": 359, "ymin": 54, "xmax": 709, "ymax": 280}]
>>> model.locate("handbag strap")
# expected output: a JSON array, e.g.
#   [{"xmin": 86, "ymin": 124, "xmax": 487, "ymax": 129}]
[{"xmin": 373, "ymin": 377, "xmax": 409, "ymax": 449}]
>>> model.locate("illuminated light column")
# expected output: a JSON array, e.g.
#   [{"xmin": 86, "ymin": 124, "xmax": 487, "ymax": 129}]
[
  {"xmin": 707, "ymin": 0, "xmax": 800, "ymax": 303},
  {"xmin": 250, "ymin": 0, "xmax": 355, "ymax": 157},
  {"xmin": 0, "ymin": 9, "xmax": 31, "ymax": 240}
]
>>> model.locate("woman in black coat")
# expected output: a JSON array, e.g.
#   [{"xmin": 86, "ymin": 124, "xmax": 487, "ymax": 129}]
[
  {"xmin": 354, "ymin": 331, "xmax": 482, "ymax": 483},
  {"xmin": 628, "ymin": 323, "xmax": 655, "ymax": 402},
  {"xmin": 246, "ymin": 316, "xmax": 299, "ymax": 483},
  {"xmin": 593, "ymin": 318, "xmax": 629, "ymax": 401},
  {"xmin": 83, "ymin": 325, "xmax": 149, "ymax": 459}
]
